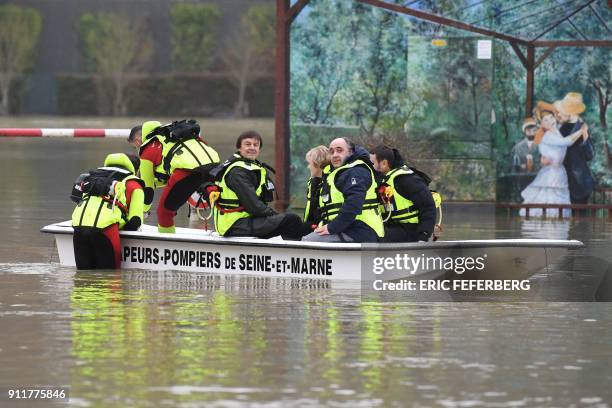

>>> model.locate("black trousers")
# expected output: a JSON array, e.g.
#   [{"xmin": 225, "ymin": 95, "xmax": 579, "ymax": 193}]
[
  {"xmin": 381, "ymin": 224, "xmax": 421, "ymax": 243},
  {"xmin": 226, "ymin": 213, "xmax": 304, "ymax": 240},
  {"xmin": 73, "ymin": 226, "xmax": 118, "ymax": 270},
  {"xmin": 163, "ymin": 172, "xmax": 203, "ymax": 212},
  {"xmin": 299, "ymin": 222, "xmax": 317, "ymax": 237}
]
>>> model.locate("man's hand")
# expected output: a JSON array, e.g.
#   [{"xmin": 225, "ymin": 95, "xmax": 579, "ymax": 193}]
[
  {"xmin": 540, "ymin": 157, "xmax": 552, "ymax": 166},
  {"xmin": 315, "ymin": 225, "xmax": 329, "ymax": 236}
]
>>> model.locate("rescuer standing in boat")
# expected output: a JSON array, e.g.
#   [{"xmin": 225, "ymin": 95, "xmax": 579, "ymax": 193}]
[
  {"xmin": 213, "ymin": 130, "xmax": 303, "ymax": 239},
  {"xmin": 128, "ymin": 125, "xmax": 142, "ymax": 149},
  {"xmin": 302, "ymin": 137, "xmax": 384, "ymax": 243},
  {"xmin": 139, "ymin": 120, "xmax": 220, "ymax": 233},
  {"xmin": 370, "ymin": 145, "xmax": 436, "ymax": 242},
  {"xmin": 71, "ymin": 153, "xmax": 145, "ymax": 269}
]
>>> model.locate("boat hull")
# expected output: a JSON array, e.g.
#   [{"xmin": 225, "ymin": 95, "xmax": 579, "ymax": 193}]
[{"xmin": 42, "ymin": 222, "xmax": 583, "ymax": 281}]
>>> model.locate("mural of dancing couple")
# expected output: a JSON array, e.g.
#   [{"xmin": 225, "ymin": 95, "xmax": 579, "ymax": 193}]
[{"xmin": 514, "ymin": 93, "xmax": 595, "ymax": 217}]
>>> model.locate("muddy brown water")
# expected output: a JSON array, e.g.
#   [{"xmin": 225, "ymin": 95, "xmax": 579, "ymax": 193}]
[{"xmin": 1, "ymin": 138, "xmax": 611, "ymax": 407}]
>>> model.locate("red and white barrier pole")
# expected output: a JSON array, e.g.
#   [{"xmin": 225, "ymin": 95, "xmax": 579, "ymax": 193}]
[
  {"xmin": 0, "ymin": 128, "xmax": 43, "ymax": 137},
  {"xmin": 0, "ymin": 128, "xmax": 129, "ymax": 138}
]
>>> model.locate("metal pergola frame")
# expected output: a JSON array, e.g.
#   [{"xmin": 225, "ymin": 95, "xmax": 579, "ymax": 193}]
[{"xmin": 274, "ymin": 0, "xmax": 612, "ymax": 208}]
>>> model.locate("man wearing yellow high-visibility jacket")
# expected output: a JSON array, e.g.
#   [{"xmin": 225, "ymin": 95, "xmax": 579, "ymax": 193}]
[
  {"xmin": 370, "ymin": 145, "xmax": 436, "ymax": 242},
  {"xmin": 71, "ymin": 153, "xmax": 145, "ymax": 269},
  {"xmin": 302, "ymin": 137, "xmax": 384, "ymax": 243},
  {"xmin": 213, "ymin": 131, "xmax": 303, "ymax": 239}
]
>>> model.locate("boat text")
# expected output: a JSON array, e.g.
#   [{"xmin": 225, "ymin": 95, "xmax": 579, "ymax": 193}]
[{"xmin": 121, "ymin": 246, "xmax": 333, "ymax": 275}]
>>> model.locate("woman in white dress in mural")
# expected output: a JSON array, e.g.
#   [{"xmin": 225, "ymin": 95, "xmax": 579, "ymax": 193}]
[{"xmin": 520, "ymin": 111, "xmax": 588, "ymax": 217}]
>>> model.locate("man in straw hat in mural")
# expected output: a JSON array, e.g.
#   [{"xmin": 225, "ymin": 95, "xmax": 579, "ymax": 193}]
[
  {"xmin": 520, "ymin": 105, "xmax": 588, "ymax": 218},
  {"xmin": 511, "ymin": 117, "xmax": 541, "ymax": 191},
  {"xmin": 554, "ymin": 92, "xmax": 595, "ymax": 207}
]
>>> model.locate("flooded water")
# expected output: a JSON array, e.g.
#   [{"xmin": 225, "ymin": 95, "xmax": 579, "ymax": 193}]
[{"xmin": 1, "ymin": 138, "xmax": 612, "ymax": 407}]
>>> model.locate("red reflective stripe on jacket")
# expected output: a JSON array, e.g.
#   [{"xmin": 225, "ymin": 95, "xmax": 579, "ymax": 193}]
[
  {"xmin": 140, "ymin": 140, "xmax": 163, "ymax": 165},
  {"xmin": 125, "ymin": 180, "xmax": 143, "ymax": 205}
]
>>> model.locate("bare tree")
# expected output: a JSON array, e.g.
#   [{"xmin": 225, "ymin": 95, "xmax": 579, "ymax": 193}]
[
  {"xmin": 0, "ymin": 5, "xmax": 42, "ymax": 115},
  {"xmin": 579, "ymin": 49, "xmax": 611, "ymax": 166},
  {"xmin": 591, "ymin": 78, "xmax": 611, "ymax": 130},
  {"xmin": 220, "ymin": 5, "xmax": 275, "ymax": 118},
  {"xmin": 591, "ymin": 76, "xmax": 612, "ymax": 167}
]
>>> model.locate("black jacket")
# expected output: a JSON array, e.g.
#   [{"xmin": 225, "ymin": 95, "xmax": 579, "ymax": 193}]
[
  {"xmin": 560, "ymin": 120, "xmax": 594, "ymax": 203},
  {"xmin": 304, "ymin": 177, "xmax": 322, "ymax": 226},
  {"xmin": 388, "ymin": 171, "xmax": 436, "ymax": 241},
  {"xmin": 225, "ymin": 166, "xmax": 276, "ymax": 217},
  {"xmin": 326, "ymin": 146, "xmax": 378, "ymax": 242}
]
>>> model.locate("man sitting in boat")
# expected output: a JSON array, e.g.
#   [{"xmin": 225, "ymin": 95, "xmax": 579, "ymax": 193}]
[
  {"xmin": 139, "ymin": 119, "xmax": 220, "ymax": 233},
  {"xmin": 301, "ymin": 145, "xmax": 330, "ymax": 236},
  {"xmin": 212, "ymin": 130, "xmax": 303, "ymax": 240},
  {"xmin": 71, "ymin": 153, "xmax": 145, "ymax": 269},
  {"xmin": 370, "ymin": 145, "xmax": 436, "ymax": 242},
  {"xmin": 302, "ymin": 137, "xmax": 384, "ymax": 243}
]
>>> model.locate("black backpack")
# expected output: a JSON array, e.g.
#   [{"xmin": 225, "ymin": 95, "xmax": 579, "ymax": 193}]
[
  {"xmin": 154, "ymin": 119, "xmax": 200, "ymax": 143},
  {"xmin": 408, "ymin": 166, "xmax": 432, "ymax": 185},
  {"xmin": 70, "ymin": 168, "xmax": 130, "ymax": 203}
]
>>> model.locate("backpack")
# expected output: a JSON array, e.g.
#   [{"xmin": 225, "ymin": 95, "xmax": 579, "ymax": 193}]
[
  {"xmin": 407, "ymin": 166, "xmax": 442, "ymax": 209},
  {"xmin": 70, "ymin": 168, "xmax": 130, "ymax": 203},
  {"xmin": 155, "ymin": 119, "xmax": 200, "ymax": 143},
  {"xmin": 408, "ymin": 166, "xmax": 432, "ymax": 185}
]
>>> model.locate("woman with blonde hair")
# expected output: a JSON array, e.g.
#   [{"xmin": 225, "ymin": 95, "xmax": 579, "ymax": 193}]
[{"xmin": 302, "ymin": 145, "xmax": 330, "ymax": 234}]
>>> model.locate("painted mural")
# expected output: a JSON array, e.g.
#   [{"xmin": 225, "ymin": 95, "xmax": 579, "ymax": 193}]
[{"xmin": 289, "ymin": 0, "xmax": 611, "ymax": 207}]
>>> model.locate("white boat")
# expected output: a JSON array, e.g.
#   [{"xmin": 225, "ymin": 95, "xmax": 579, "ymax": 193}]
[{"xmin": 41, "ymin": 221, "xmax": 584, "ymax": 282}]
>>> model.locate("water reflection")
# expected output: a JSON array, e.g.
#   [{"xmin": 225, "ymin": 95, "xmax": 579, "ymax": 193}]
[
  {"xmin": 2, "ymin": 139, "xmax": 612, "ymax": 406},
  {"xmin": 70, "ymin": 272, "xmax": 349, "ymax": 405},
  {"xmin": 65, "ymin": 271, "xmax": 612, "ymax": 406},
  {"xmin": 68, "ymin": 272, "xmax": 457, "ymax": 405},
  {"xmin": 520, "ymin": 218, "xmax": 570, "ymax": 240}
]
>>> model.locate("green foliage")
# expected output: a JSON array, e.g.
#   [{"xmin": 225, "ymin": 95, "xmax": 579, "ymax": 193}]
[
  {"xmin": 0, "ymin": 4, "xmax": 42, "ymax": 114},
  {"xmin": 582, "ymin": 47, "xmax": 611, "ymax": 129},
  {"xmin": 243, "ymin": 4, "xmax": 275, "ymax": 54},
  {"xmin": 290, "ymin": 0, "xmax": 498, "ymax": 201},
  {"xmin": 491, "ymin": 41, "xmax": 524, "ymax": 174},
  {"xmin": 588, "ymin": 123, "xmax": 612, "ymax": 188},
  {"xmin": 348, "ymin": 9, "xmax": 409, "ymax": 136},
  {"xmin": 292, "ymin": 1, "xmax": 413, "ymax": 133},
  {"xmin": 77, "ymin": 12, "xmax": 151, "ymax": 74},
  {"xmin": 170, "ymin": 3, "xmax": 221, "ymax": 71},
  {"xmin": 0, "ymin": 4, "xmax": 42, "ymax": 74},
  {"xmin": 77, "ymin": 12, "xmax": 152, "ymax": 115},
  {"xmin": 290, "ymin": 0, "xmax": 354, "ymax": 124},
  {"xmin": 434, "ymin": 159, "xmax": 496, "ymax": 201},
  {"xmin": 405, "ymin": 36, "xmax": 493, "ymax": 159},
  {"xmin": 221, "ymin": 4, "xmax": 275, "ymax": 117}
]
